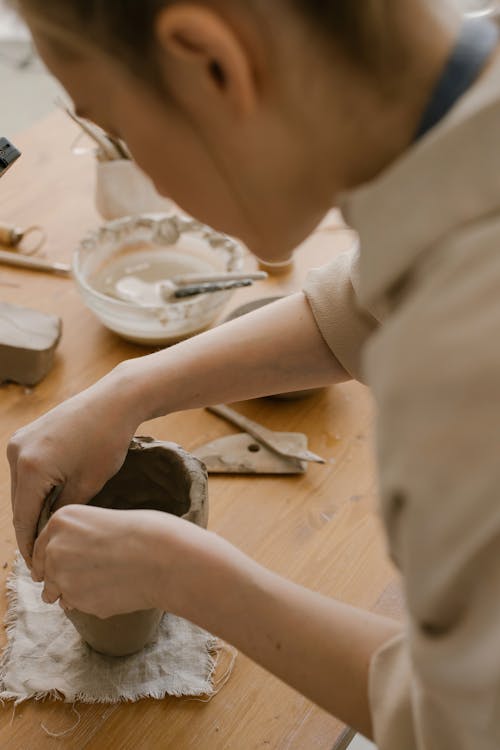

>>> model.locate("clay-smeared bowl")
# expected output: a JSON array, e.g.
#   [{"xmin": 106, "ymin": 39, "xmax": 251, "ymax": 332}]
[
  {"xmin": 73, "ymin": 213, "xmax": 245, "ymax": 345},
  {"xmin": 37, "ymin": 438, "xmax": 208, "ymax": 657}
]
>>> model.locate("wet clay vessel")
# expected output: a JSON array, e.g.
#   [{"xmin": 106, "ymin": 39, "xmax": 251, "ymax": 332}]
[{"xmin": 37, "ymin": 438, "xmax": 208, "ymax": 657}]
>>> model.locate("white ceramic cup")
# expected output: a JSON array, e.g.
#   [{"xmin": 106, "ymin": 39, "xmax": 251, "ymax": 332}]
[{"xmin": 96, "ymin": 159, "xmax": 175, "ymax": 220}]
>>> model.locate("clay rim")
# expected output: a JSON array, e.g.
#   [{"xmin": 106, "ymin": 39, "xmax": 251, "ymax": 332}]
[
  {"xmin": 126, "ymin": 437, "xmax": 209, "ymax": 524},
  {"xmin": 36, "ymin": 439, "xmax": 209, "ymax": 538}
]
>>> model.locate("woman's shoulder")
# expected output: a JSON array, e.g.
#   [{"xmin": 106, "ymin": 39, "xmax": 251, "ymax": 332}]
[
  {"xmin": 342, "ymin": 52, "xmax": 500, "ymax": 316},
  {"xmin": 366, "ymin": 208, "xmax": 500, "ymax": 401}
]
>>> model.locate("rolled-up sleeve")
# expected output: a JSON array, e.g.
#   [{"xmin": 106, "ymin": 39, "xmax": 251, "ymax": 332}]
[
  {"xmin": 366, "ymin": 225, "xmax": 500, "ymax": 750},
  {"xmin": 370, "ymin": 634, "xmax": 417, "ymax": 749},
  {"xmin": 303, "ymin": 246, "xmax": 379, "ymax": 382}
]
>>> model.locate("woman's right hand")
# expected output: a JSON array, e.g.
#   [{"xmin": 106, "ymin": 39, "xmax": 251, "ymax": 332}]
[{"xmin": 7, "ymin": 363, "xmax": 144, "ymax": 566}]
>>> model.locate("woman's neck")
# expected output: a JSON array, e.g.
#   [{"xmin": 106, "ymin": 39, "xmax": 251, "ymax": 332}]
[{"xmin": 322, "ymin": 1, "xmax": 465, "ymax": 190}]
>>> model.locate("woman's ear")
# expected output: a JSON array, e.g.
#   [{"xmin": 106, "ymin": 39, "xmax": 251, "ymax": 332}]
[{"xmin": 154, "ymin": 4, "xmax": 257, "ymax": 116}]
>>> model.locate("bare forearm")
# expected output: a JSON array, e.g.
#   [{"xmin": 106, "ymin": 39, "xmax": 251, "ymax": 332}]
[
  {"xmin": 118, "ymin": 293, "xmax": 349, "ymax": 421},
  {"xmin": 161, "ymin": 528, "xmax": 400, "ymax": 739}
]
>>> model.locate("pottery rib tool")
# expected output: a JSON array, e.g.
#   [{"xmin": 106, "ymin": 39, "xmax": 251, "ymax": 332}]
[
  {"xmin": 207, "ymin": 405, "xmax": 326, "ymax": 465},
  {"xmin": 193, "ymin": 432, "xmax": 307, "ymax": 475}
]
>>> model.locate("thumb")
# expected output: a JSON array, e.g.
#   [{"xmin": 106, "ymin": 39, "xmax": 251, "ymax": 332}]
[{"xmin": 13, "ymin": 477, "xmax": 62, "ymax": 567}]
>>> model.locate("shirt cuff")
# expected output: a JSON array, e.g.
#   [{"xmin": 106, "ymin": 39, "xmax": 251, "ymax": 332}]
[
  {"xmin": 303, "ymin": 249, "xmax": 378, "ymax": 383},
  {"xmin": 369, "ymin": 633, "xmax": 417, "ymax": 750}
]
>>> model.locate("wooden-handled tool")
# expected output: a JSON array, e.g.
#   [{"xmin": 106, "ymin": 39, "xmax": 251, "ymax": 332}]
[{"xmin": 0, "ymin": 249, "xmax": 71, "ymax": 276}]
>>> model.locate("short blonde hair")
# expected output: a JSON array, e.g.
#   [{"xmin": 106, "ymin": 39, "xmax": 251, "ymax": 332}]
[
  {"xmin": 17, "ymin": 0, "xmax": 394, "ymax": 83},
  {"xmin": 291, "ymin": 1, "xmax": 392, "ymax": 69}
]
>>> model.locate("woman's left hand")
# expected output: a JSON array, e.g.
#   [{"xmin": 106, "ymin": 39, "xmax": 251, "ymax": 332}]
[{"xmin": 31, "ymin": 505, "xmax": 188, "ymax": 618}]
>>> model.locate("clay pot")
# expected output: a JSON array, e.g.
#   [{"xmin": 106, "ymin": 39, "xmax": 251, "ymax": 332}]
[{"xmin": 37, "ymin": 438, "xmax": 208, "ymax": 657}]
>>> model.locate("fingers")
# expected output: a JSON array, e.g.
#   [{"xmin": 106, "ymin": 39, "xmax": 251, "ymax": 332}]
[
  {"xmin": 14, "ymin": 476, "xmax": 59, "ymax": 566},
  {"xmin": 32, "ymin": 506, "xmax": 90, "ymax": 610},
  {"xmin": 27, "ymin": 507, "xmax": 166, "ymax": 618},
  {"xmin": 6, "ymin": 403, "xmax": 133, "ymax": 569},
  {"xmin": 32, "ymin": 506, "xmax": 76, "ymax": 583},
  {"xmin": 31, "ymin": 515, "xmax": 61, "ymax": 604},
  {"xmin": 8, "ymin": 447, "xmax": 17, "ymax": 514},
  {"xmin": 41, "ymin": 580, "xmax": 60, "ymax": 605},
  {"xmin": 7, "ymin": 435, "xmax": 69, "ymax": 567},
  {"xmin": 8, "ymin": 438, "xmax": 39, "ymax": 564},
  {"xmin": 12, "ymin": 467, "xmax": 54, "ymax": 567},
  {"xmin": 32, "ymin": 514, "xmax": 72, "ymax": 608},
  {"xmin": 31, "ymin": 521, "xmax": 50, "ymax": 583}
]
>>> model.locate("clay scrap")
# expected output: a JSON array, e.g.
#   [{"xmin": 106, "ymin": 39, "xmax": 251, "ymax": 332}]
[{"xmin": 0, "ymin": 301, "xmax": 62, "ymax": 386}]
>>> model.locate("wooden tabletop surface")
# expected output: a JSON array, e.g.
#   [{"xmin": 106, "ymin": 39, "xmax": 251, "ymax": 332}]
[{"xmin": 0, "ymin": 111, "xmax": 399, "ymax": 750}]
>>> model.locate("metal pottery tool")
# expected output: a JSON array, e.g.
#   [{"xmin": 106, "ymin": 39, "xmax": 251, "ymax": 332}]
[
  {"xmin": 204, "ymin": 405, "xmax": 326, "ymax": 466},
  {"xmin": 160, "ymin": 271, "xmax": 268, "ymax": 301},
  {"xmin": 113, "ymin": 271, "xmax": 267, "ymax": 306},
  {"xmin": 170, "ymin": 279, "xmax": 253, "ymax": 299},
  {"xmin": 59, "ymin": 100, "xmax": 129, "ymax": 162}
]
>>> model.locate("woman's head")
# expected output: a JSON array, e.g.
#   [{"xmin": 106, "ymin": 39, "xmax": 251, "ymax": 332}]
[
  {"xmin": 18, "ymin": 2, "xmax": 392, "ymax": 83},
  {"xmin": 16, "ymin": 0, "xmax": 457, "ymax": 261}
]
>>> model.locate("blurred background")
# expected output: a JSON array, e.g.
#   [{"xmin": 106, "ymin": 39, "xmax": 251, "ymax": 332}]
[{"xmin": 0, "ymin": 0, "xmax": 60, "ymax": 135}]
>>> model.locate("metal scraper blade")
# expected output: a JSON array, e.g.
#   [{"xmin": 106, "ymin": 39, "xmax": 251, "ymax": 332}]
[{"xmin": 193, "ymin": 433, "xmax": 307, "ymax": 475}]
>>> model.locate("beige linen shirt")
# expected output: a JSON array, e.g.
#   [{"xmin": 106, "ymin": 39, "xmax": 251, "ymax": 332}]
[{"xmin": 304, "ymin": 53, "xmax": 500, "ymax": 749}]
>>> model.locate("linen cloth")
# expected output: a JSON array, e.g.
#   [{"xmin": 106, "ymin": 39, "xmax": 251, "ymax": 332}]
[
  {"xmin": 303, "ymin": 45, "xmax": 500, "ymax": 750},
  {"xmin": 0, "ymin": 556, "xmax": 219, "ymax": 704}
]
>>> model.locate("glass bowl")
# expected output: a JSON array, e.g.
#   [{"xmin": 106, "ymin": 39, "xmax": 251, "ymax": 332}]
[{"xmin": 73, "ymin": 213, "xmax": 245, "ymax": 345}]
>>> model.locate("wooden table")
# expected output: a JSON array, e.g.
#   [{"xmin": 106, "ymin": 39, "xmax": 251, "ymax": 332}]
[{"xmin": 0, "ymin": 111, "xmax": 399, "ymax": 750}]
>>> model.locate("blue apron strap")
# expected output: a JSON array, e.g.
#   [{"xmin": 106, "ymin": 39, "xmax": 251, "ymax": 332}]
[{"xmin": 414, "ymin": 18, "xmax": 499, "ymax": 142}]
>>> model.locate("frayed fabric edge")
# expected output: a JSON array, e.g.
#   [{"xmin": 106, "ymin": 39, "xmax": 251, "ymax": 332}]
[
  {"xmin": 0, "ymin": 565, "xmax": 229, "ymax": 706},
  {"xmin": 0, "ymin": 639, "xmax": 222, "ymax": 705},
  {"xmin": 0, "ymin": 557, "xmax": 24, "ymax": 706}
]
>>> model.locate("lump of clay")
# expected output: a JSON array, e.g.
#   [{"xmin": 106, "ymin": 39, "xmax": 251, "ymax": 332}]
[
  {"xmin": 0, "ymin": 302, "xmax": 62, "ymax": 386},
  {"xmin": 37, "ymin": 438, "xmax": 208, "ymax": 657}
]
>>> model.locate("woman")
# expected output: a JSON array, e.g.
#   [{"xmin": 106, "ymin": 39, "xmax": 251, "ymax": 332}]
[{"xmin": 8, "ymin": 1, "xmax": 500, "ymax": 746}]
